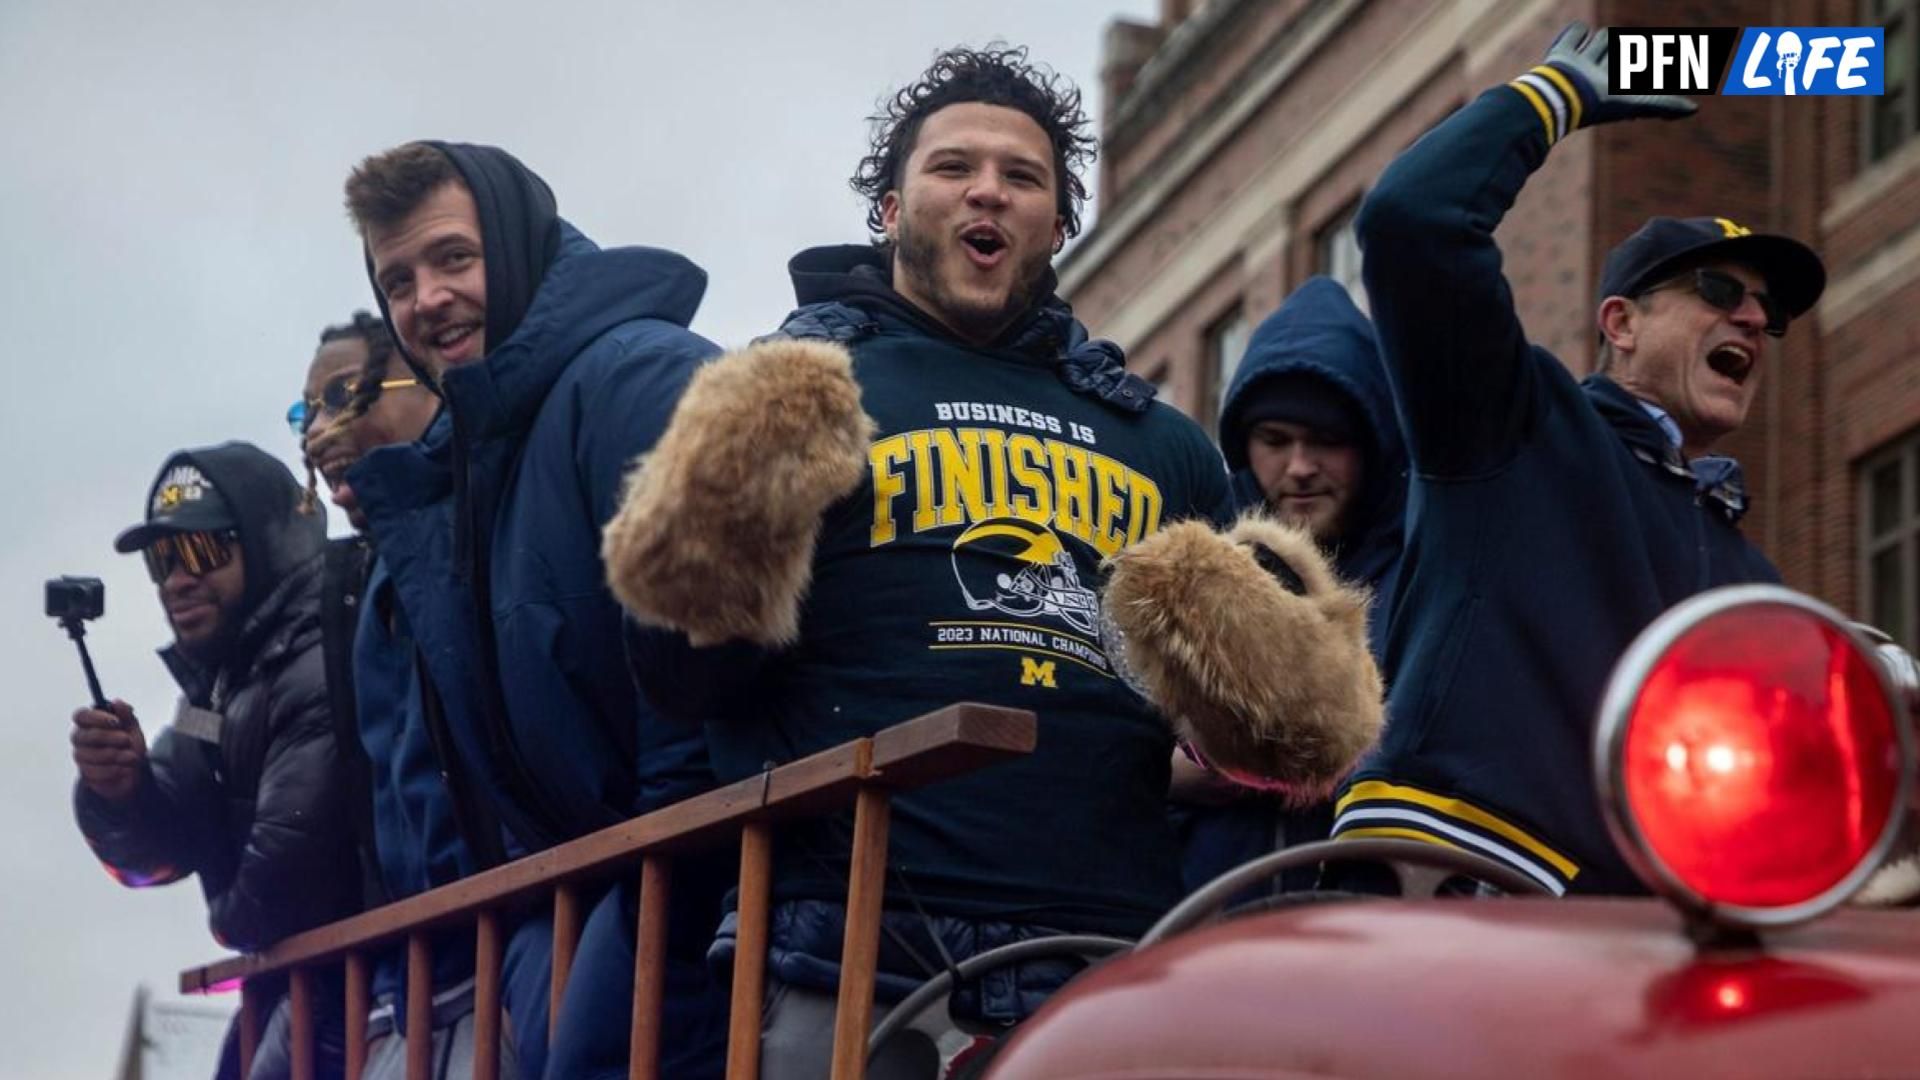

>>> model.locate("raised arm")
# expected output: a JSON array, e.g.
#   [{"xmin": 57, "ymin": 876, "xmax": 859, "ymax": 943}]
[{"xmin": 1358, "ymin": 24, "xmax": 1693, "ymax": 477}]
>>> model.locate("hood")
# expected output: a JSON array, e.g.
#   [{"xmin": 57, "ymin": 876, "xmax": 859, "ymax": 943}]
[
  {"xmin": 439, "ymin": 222, "xmax": 707, "ymax": 439},
  {"xmin": 785, "ymin": 245, "xmax": 1156, "ymax": 413},
  {"xmin": 135, "ymin": 442, "xmax": 327, "ymax": 617},
  {"xmin": 1219, "ymin": 277, "xmax": 1406, "ymax": 584},
  {"xmin": 363, "ymin": 140, "xmax": 562, "ymax": 388}
]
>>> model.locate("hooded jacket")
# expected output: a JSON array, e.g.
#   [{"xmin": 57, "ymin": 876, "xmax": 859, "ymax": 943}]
[
  {"xmin": 1177, "ymin": 276, "xmax": 1408, "ymax": 892},
  {"xmin": 633, "ymin": 245, "xmax": 1233, "ymax": 1021},
  {"xmin": 352, "ymin": 144, "xmax": 722, "ymax": 856},
  {"xmin": 1334, "ymin": 83, "xmax": 1780, "ymax": 896},
  {"xmin": 74, "ymin": 442, "xmax": 358, "ymax": 951},
  {"xmin": 1219, "ymin": 275, "xmax": 1407, "ymax": 641}
]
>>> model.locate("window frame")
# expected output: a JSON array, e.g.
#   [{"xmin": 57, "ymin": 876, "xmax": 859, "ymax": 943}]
[
  {"xmin": 1866, "ymin": 0, "xmax": 1920, "ymax": 166},
  {"xmin": 1859, "ymin": 428, "xmax": 1920, "ymax": 652}
]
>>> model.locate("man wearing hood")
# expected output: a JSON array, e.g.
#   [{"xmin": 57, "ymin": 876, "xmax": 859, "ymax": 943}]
[
  {"xmin": 1337, "ymin": 25, "xmax": 1825, "ymax": 896},
  {"xmin": 1172, "ymin": 276, "xmax": 1407, "ymax": 894},
  {"xmin": 70, "ymin": 442, "xmax": 357, "ymax": 1077},
  {"xmin": 342, "ymin": 141, "xmax": 728, "ymax": 1077},
  {"xmin": 606, "ymin": 46, "xmax": 1382, "ymax": 1078}
]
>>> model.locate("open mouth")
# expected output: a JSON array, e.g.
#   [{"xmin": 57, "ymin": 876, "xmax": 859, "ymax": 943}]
[
  {"xmin": 314, "ymin": 454, "xmax": 355, "ymax": 489},
  {"xmin": 430, "ymin": 323, "xmax": 480, "ymax": 354},
  {"xmin": 959, "ymin": 224, "xmax": 1008, "ymax": 265},
  {"xmin": 1706, "ymin": 343, "xmax": 1756, "ymax": 385}
]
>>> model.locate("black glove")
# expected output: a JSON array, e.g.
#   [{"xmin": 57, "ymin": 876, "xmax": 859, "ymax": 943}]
[{"xmin": 1510, "ymin": 22, "xmax": 1696, "ymax": 144}]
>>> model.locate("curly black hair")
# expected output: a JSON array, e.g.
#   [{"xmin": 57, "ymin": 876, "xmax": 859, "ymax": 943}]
[{"xmin": 851, "ymin": 44, "xmax": 1097, "ymax": 245}]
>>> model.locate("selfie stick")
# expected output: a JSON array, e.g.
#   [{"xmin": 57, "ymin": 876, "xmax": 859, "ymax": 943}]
[{"xmin": 60, "ymin": 616, "xmax": 109, "ymax": 710}]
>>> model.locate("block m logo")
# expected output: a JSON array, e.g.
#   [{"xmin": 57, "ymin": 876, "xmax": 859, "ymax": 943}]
[{"xmin": 1019, "ymin": 657, "xmax": 1058, "ymax": 688}]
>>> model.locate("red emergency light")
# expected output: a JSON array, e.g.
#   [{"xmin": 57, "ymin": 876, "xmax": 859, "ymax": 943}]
[{"xmin": 1596, "ymin": 586, "xmax": 1913, "ymax": 928}]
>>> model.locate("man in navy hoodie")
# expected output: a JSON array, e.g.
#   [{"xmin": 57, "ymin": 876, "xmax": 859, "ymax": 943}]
[
  {"xmin": 343, "ymin": 142, "xmax": 728, "ymax": 1078},
  {"xmin": 1334, "ymin": 24, "xmax": 1827, "ymax": 896},
  {"xmin": 1173, "ymin": 276, "xmax": 1407, "ymax": 894}
]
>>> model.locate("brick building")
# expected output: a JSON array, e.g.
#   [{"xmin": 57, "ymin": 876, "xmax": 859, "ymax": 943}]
[{"xmin": 1062, "ymin": 0, "xmax": 1920, "ymax": 647}]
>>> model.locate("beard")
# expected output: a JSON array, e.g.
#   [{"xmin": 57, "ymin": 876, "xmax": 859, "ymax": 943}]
[{"xmin": 893, "ymin": 218, "xmax": 1052, "ymax": 344}]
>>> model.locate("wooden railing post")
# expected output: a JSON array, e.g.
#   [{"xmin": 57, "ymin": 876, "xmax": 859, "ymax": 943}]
[
  {"xmin": 406, "ymin": 933, "xmax": 432, "ymax": 1080},
  {"xmin": 238, "ymin": 979, "xmax": 264, "ymax": 1079},
  {"xmin": 829, "ymin": 785, "xmax": 893, "ymax": 1080},
  {"xmin": 289, "ymin": 967, "xmax": 315, "ymax": 1080},
  {"xmin": 344, "ymin": 951, "xmax": 370, "ymax": 1080},
  {"xmin": 474, "ymin": 910, "xmax": 504, "ymax": 1080},
  {"xmin": 629, "ymin": 856, "xmax": 673, "ymax": 1079},
  {"xmin": 551, "ymin": 882, "xmax": 584, "ymax": 1030},
  {"xmin": 726, "ymin": 822, "xmax": 774, "ymax": 1080}
]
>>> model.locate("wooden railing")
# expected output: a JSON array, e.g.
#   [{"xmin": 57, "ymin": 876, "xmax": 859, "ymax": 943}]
[{"xmin": 179, "ymin": 704, "xmax": 1038, "ymax": 1080}]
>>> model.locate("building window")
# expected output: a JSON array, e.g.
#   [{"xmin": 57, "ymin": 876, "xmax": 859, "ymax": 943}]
[
  {"xmin": 1870, "ymin": 0, "xmax": 1920, "ymax": 162},
  {"xmin": 1206, "ymin": 305, "xmax": 1249, "ymax": 429},
  {"xmin": 1317, "ymin": 199, "xmax": 1368, "ymax": 312},
  {"xmin": 1861, "ymin": 430, "xmax": 1920, "ymax": 651}
]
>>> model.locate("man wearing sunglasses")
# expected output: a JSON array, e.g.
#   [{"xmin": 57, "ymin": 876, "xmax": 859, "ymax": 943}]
[
  {"xmin": 293, "ymin": 310, "xmax": 434, "ymax": 533},
  {"xmin": 1329, "ymin": 24, "xmax": 1828, "ymax": 897},
  {"xmin": 70, "ymin": 442, "xmax": 357, "ymax": 1076}
]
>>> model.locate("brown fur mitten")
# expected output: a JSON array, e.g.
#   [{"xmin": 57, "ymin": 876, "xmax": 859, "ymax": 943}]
[
  {"xmin": 603, "ymin": 339, "xmax": 875, "ymax": 647},
  {"xmin": 1102, "ymin": 512, "xmax": 1384, "ymax": 802}
]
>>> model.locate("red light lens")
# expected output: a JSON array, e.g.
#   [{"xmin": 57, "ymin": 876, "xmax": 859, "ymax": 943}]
[{"xmin": 1622, "ymin": 604, "xmax": 1902, "ymax": 909}]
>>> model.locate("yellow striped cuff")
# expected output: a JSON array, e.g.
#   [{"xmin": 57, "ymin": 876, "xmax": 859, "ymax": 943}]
[
  {"xmin": 1335, "ymin": 779, "xmax": 1580, "ymax": 894},
  {"xmin": 1506, "ymin": 64, "xmax": 1582, "ymax": 145}
]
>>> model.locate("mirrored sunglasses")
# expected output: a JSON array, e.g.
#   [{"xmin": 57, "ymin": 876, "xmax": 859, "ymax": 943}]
[
  {"xmin": 287, "ymin": 375, "xmax": 421, "ymax": 435},
  {"xmin": 143, "ymin": 530, "xmax": 239, "ymax": 584},
  {"xmin": 1644, "ymin": 268, "xmax": 1789, "ymax": 338}
]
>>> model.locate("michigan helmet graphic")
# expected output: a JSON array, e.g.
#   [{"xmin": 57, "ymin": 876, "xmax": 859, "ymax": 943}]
[{"xmin": 951, "ymin": 517, "xmax": 1101, "ymax": 634}]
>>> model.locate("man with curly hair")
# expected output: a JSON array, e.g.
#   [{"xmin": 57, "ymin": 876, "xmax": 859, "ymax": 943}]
[{"xmin": 609, "ymin": 45, "xmax": 1381, "ymax": 1078}]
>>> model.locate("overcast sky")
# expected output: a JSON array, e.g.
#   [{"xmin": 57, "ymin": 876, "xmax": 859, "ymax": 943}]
[{"xmin": 0, "ymin": 2, "xmax": 1155, "ymax": 1074}]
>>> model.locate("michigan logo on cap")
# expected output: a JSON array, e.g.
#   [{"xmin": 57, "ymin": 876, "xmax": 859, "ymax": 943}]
[
  {"xmin": 1715, "ymin": 217, "xmax": 1752, "ymax": 238},
  {"xmin": 152, "ymin": 465, "xmax": 214, "ymax": 515}
]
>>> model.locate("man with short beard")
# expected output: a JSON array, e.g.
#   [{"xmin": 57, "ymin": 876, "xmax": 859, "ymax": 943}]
[
  {"xmin": 1333, "ymin": 25, "xmax": 1826, "ymax": 896},
  {"xmin": 70, "ymin": 442, "xmax": 357, "ymax": 1078},
  {"xmin": 608, "ymin": 46, "xmax": 1382, "ymax": 1078},
  {"xmin": 1172, "ymin": 276, "xmax": 1407, "ymax": 896}
]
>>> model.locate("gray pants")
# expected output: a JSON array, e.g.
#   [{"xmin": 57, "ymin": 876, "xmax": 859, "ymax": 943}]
[
  {"xmin": 360, "ymin": 978, "xmax": 520, "ymax": 1080},
  {"xmin": 755, "ymin": 976, "xmax": 1030, "ymax": 1080}
]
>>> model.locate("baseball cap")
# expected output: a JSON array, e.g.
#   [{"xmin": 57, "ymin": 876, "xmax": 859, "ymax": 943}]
[
  {"xmin": 113, "ymin": 455, "xmax": 238, "ymax": 553},
  {"xmin": 1598, "ymin": 216, "xmax": 1826, "ymax": 320}
]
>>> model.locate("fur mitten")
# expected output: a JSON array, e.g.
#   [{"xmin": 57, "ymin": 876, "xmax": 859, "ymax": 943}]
[
  {"xmin": 603, "ymin": 339, "xmax": 875, "ymax": 647},
  {"xmin": 1102, "ymin": 513, "xmax": 1384, "ymax": 802}
]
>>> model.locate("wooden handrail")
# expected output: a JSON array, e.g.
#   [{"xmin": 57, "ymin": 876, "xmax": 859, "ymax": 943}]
[{"xmin": 179, "ymin": 703, "xmax": 1037, "ymax": 1076}]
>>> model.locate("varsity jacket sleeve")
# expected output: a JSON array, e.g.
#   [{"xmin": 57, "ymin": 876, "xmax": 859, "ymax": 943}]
[
  {"xmin": 73, "ymin": 727, "xmax": 223, "ymax": 890},
  {"xmin": 1355, "ymin": 82, "xmax": 1563, "ymax": 478},
  {"xmin": 207, "ymin": 646, "xmax": 352, "ymax": 950}
]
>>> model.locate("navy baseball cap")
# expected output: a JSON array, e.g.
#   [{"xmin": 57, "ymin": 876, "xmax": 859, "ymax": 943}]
[
  {"xmin": 1598, "ymin": 216, "xmax": 1826, "ymax": 321},
  {"xmin": 113, "ymin": 455, "xmax": 238, "ymax": 553}
]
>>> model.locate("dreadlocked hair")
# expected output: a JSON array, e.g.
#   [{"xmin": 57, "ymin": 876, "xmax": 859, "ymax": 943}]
[
  {"xmin": 850, "ymin": 43, "xmax": 1096, "ymax": 246},
  {"xmin": 300, "ymin": 311, "xmax": 397, "ymax": 513},
  {"xmin": 320, "ymin": 310, "xmax": 399, "ymax": 414}
]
